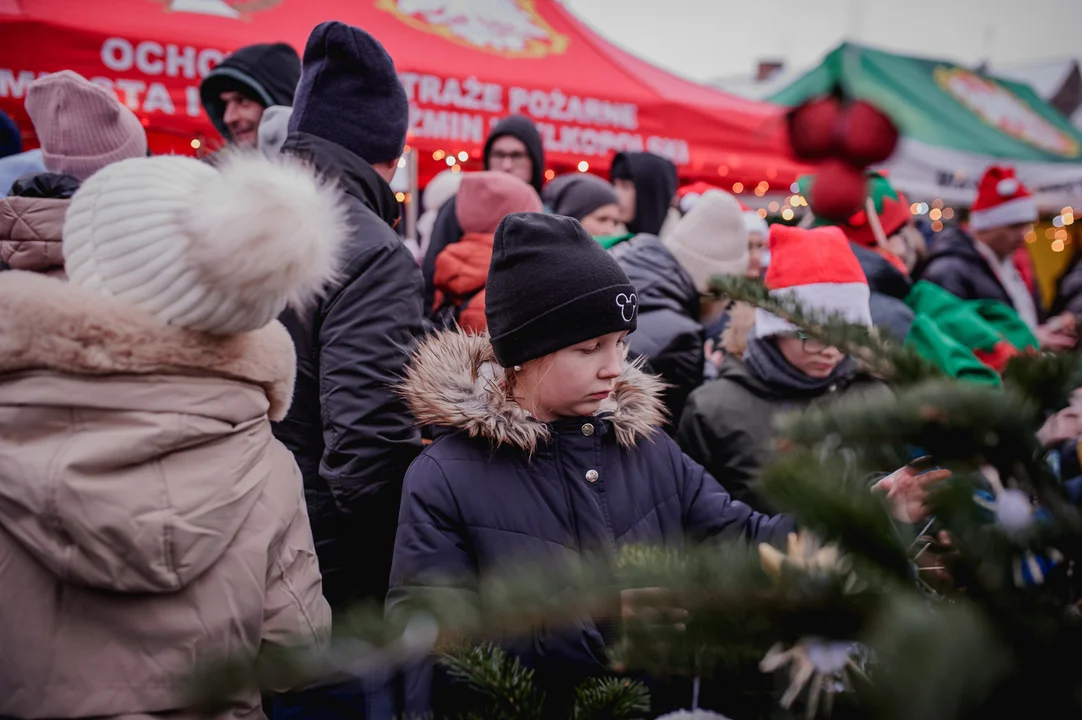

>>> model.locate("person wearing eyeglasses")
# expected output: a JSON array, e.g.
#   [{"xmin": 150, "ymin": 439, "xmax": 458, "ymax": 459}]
[
  {"xmin": 677, "ymin": 225, "xmax": 892, "ymax": 512},
  {"xmin": 422, "ymin": 115, "xmax": 546, "ymax": 311}
]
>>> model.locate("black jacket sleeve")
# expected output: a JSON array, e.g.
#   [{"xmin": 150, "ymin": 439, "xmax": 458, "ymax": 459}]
[
  {"xmin": 670, "ymin": 439, "xmax": 793, "ymax": 547},
  {"xmin": 318, "ymin": 241, "xmax": 424, "ymax": 517}
]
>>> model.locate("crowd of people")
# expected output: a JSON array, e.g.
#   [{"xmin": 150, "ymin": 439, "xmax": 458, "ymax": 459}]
[{"xmin": 0, "ymin": 17, "xmax": 1080, "ymax": 720}]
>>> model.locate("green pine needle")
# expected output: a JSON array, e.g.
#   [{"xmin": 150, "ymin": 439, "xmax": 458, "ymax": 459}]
[
  {"xmin": 442, "ymin": 644, "xmax": 545, "ymax": 720},
  {"xmin": 570, "ymin": 677, "xmax": 651, "ymax": 720}
]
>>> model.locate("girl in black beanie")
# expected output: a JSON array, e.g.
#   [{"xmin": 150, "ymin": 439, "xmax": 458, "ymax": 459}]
[{"xmin": 389, "ymin": 212, "xmax": 936, "ymax": 716}]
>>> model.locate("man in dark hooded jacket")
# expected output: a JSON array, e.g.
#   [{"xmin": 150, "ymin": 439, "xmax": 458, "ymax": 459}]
[
  {"xmin": 422, "ymin": 115, "xmax": 545, "ymax": 310},
  {"xmin": 610, "ymin": 151, "xmax": 678, "ymax": 237},
  {"xmin": 200, "ymin": 42, "xmax": 300, "ymax": 149},
  {"xmin": 272, "ymin": 21, "xmax": 423, "ymax": 613}
]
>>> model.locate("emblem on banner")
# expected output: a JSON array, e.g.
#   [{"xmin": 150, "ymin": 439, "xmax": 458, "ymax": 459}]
[
  {"xmin": 376, "ymin": 0, "xmax": 569, "ymax": 58},
  {"xmin": 934, "ymin": 66, "xmax": 1080, "ymax": 158},
  {"xmin": 153, "ymin": 0, "xmax": 281, "ymax": 20}
]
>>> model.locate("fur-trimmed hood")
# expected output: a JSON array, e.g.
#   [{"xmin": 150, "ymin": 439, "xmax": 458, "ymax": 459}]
[
  {"xmin": 401, "ymin": 330, "xmax": 666, "ymax": 452},
  {"xmin": 0, "ymin": 271, "xmax": 296, "ymax": 419}
]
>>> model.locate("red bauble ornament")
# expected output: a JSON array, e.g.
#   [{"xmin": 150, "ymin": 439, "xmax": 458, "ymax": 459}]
[
  {"xmin": 840, "ymin": 100, "xmax": 900, "ymax": 166},
  {"xmin": 810, "ymin": 159, "xmax": 867, "ymax": 222},
  {"xmin": 786, "ymin": 96, "xmax": 842, "ymax": 160}
]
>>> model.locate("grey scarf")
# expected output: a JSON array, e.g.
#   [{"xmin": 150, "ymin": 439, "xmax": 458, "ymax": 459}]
[{"xmin": 743, "ymin": 335, "xmax": 856, "ymax": 394}]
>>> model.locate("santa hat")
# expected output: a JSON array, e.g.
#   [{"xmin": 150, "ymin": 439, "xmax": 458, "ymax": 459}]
[
  {"xmin": 755, "ymin": 225, "xmax": 872, "ymax": 338},
  {"xmin": 969, "ymin": 166, "xmax": 1037, "ymax": 231}
]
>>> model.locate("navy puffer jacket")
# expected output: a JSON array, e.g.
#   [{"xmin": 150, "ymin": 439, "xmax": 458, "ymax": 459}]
[{"xmin": 388, "ymin": 331, "xmax": 793, "ymax": 714}]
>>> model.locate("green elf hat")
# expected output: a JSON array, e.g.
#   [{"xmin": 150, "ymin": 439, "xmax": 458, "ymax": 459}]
[{"xmin": 797, "ymin": 170, "xmax": 910, "ymax": 248}]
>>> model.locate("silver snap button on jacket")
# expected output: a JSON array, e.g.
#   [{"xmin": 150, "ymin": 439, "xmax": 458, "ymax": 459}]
[
  {"xmin": 585, "ymin": 469, "xmax": 599, "ymax": 483},
  {"xmin": 581, "ymin": 423, "xmax": 594, "ymax": 436}
]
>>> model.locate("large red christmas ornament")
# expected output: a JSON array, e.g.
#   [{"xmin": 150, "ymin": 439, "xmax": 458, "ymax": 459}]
[
  {"xmin": 810, "ymin": 159, "xmax": 868, "ymax": 222},
  {"xmin": 840, "ymin": 100, "xmax": 900, "ymax": 167},
  {"xmin": 786, "ymin": 97, "xmax": 843, "ymax": 160}
]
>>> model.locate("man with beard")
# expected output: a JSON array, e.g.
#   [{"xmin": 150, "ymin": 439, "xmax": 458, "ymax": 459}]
[{"xmin": 200, "ymin": 43, "xmax": 300, "ymax": 149}]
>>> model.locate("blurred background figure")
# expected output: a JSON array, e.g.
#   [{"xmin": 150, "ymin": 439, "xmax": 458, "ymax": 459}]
[
  {"xmin": 917, "ymin": 166, "xmax": 1076, "ymax": 350},
  {"xmin": 430, "ymin": 171, "xmax": 543, "ymax": 332},
  {"xmin": 0, "ymin": 108, "xmax": 43, "ymax": 197},
  {"xmin": 0, "ymin": 71, "xmax": 146, "ymax": 277},
  {"xmin": 612, "ymin": 188, "xmax": 749, "ymax": 426},
  {"xmin": 200, "ymin": 42, "xmax": 300, "ymax": 150},
  {"xmin": 542, "ymin": 172, "xmax": 622, "ymax": 237},
  {"xmin": 412, "ymin": 168, "xmax": 463, "ymax": 264},
  {"xmin": 421, "ymin": 114, "xmax": 545, "ymax": 309},
  {"xmin": 610, "ymin": 150, "xmax": 679, "ymax": 238}
]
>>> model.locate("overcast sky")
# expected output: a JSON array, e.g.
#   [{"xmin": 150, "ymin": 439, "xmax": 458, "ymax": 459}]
[{"xmin": 561, "ymin": 0, "xmax": 1082, "ymax": 82}]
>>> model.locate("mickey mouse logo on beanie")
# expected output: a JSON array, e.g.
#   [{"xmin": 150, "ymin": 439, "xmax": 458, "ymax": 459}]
[{"xmin": 616, "ymin": 292, "xmax": 638, "ymax": 323}]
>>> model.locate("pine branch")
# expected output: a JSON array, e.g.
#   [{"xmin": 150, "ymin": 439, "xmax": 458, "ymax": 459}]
[
  {"xmin": 775, "ymin": 379, "xmax": 1041, "ymax": 474},
  {"xmin": 442, "ymin": 644, "xmax": 545, "ymax": 720},
  {"xmin": 709, "ymin": 275, "xmax": 942, "ymax": 385},
  {"xmin": 1002, "ymin": 351, "xmax": 1082, "ymax": 415},
  {"xmin": 757, "ymin": 450, "xmax": 913, "ymax": 582},
  {"xmin": 570, "ymin": 677, "xmax": 651, "ymax": 720}
]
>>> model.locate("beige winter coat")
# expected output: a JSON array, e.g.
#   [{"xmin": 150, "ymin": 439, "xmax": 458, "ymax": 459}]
[{"xmin": 0, "ymin": 272, "xmax": 331, "ymax": 719}]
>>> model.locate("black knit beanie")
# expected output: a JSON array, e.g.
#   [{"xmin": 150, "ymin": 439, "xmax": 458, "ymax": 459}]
[
  {"xmin": 542, "ymin": 173, "xmax": 619, "ymax": 221},
  {"xmin": 289, "ymin": 21, "xmax": 408, "ymax": 164},
  {"xmin": 485, "ymin": 212, "xmax": 639, "ymax": 368}
]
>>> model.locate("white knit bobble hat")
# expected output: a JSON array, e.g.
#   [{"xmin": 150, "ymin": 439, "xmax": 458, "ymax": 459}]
[
  {"xmin": 63, "ymin": 152, "xmax": 349, "ymax": 335},
  {"xmin": 662, "ymin": 189, "xmax": 749, "ymax": 294}
]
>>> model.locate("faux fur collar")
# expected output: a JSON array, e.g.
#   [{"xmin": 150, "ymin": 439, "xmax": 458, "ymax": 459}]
[
  {"xmin": 0, "ymin": 272, "xmax": 296, "ymax": 420},
  {"xmin": 401, "ymin": 330, "xmax": 666, "ymax": 452}
]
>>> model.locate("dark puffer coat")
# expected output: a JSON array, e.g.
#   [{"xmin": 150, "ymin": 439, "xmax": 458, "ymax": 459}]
[
  {"xmin": 916, "ymin": 228, "xmax": 1042, "ymax": 315},
  {"xmin": 678, "ymin": 356, "xmax": 890, "ymax": 512},
  {"xmin": 611, "ymin": 233, "xmax": 704, "ymax": 426},
  {"xmin": 274, "ymin": 131, "xmax": 424, "ymax": 612},
  {"xmin": 389, "ymin": 331, "xmax": 793, "ymax": 715}
]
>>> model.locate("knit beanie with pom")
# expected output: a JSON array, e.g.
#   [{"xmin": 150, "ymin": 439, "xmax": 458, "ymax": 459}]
[{"xmin": 63, "ymin": 153, "xmax": 349, "ymax": 334}]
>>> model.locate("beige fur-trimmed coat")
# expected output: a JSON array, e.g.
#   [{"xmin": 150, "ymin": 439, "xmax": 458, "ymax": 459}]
[{"xmin": 0, "ymin": 272, "xmax": 330, "ymax": 719}]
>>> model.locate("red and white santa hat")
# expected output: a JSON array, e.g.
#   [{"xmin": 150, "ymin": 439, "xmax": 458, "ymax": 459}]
[
  {"xmin": 755, "ymin": 224, "xmax": 872, "ymax": 338},
  {"xmin": 969, "ymin": 166, "xmax": 1037, "ymax": 232}
]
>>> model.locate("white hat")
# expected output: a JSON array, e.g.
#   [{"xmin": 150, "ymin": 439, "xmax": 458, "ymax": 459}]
[
  {"xmin": 662, "ymin": 189, "xmax": 749, "ymax": 294},
  {"xmin": 63, "ymin": 152, "xmax": 348, "ymax": 334},
  {"xmin": 744, "ymin": 209, "xmax": 769, "ymax": 236}
]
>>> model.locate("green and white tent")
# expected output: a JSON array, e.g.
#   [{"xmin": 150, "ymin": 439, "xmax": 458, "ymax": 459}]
[{"xmin": 769, "ymin": 43, "xmax": 1082, "ymax": 211}]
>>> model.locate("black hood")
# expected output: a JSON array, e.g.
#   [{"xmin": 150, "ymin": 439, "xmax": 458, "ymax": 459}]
[
  {"xmin": 281, "ymin": 131, "xmax": 400, "ymax": 230},
  {"xmin": 483, "ymin": 115, "xmax": 545, "ymax": 193},
  {"xmin": 201, "ymin": 43, "xmax": 301, "ymax": 142},
  {"xmin": 849, "ymin": 242, "xmax": 911, "ymax": 300},
  {"xmin": 612, "ymin": 234, "xmax": 699, "ymax": 320},
  {"xmin": 610, "ymin": 152, "xmax": 677, "ymax": 236}
]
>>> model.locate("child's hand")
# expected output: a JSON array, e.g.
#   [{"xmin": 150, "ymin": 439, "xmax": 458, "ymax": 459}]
[{"xmin": 620, "ymin": 587, "xmax": 688, "ymax": 631}]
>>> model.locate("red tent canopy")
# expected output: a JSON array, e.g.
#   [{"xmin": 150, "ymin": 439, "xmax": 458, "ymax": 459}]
[{"xmin": 0, "ymin": 0, "xmax": 804, "ymax": 189}]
